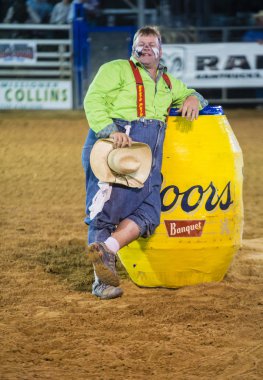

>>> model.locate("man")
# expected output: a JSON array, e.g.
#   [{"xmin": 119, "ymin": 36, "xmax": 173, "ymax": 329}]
[
  {"xmin": 67, "ymin": 0, "xmax": 100, "ymax": 24},
  {"xmin": 26, "ymin": 0, "xmax": 53, "ymax": 23},
  {"xmin": 82, "ymin": 26, "xmax": 208, "ymax": 299},
  {"xmin": 50, "ymin": 0, "xmax": 71, "ymax": 24},
  {"xmin": 3, "ymin": 0, "xmax": 41, "ymax": 24},
  {"xmin": 243, "ymin": 10, "xmax": 263, "ymax": 44}
]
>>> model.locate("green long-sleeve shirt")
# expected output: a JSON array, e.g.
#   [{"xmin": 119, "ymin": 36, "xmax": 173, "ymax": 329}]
[{"xmin": 84, "ymin": 56, "xmax": 199, "ymax": 134}]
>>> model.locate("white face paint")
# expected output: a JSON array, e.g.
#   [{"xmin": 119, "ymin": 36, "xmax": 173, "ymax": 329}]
[
  {"xmin": 133, "ymin": 35, "xmax": 162, "ymax": 69},
  {"xmin": 134, "ymin": 46, "xmax": 143, "ymax": 58},
  {"xmin": 151, "ymin": 47, "xmax": 160, "ymax": 59}
]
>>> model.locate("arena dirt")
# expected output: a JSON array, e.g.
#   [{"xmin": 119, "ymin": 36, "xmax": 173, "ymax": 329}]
[{"xmin": 0, "ymin": 109, "xmax": 262, "ymax": 379}]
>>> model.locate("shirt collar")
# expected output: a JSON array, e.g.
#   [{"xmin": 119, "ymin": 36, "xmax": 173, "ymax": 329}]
[{"xmin": 130, "ymin": 56, "xmax": 167, "ymax": 73}]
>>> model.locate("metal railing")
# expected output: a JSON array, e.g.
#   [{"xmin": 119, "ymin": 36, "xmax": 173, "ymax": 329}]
[
  {"xmin": 0, "ymin": 23, "xmax": 75, "ymax": 108},
  {"xmin": 0, "ymin": 24, "xmax": 72, "ymax": 79},
  {"xmin": 0, "ymin": 22, "xmax": 262, "ymax": 108},
  {"xmin": 160, "ymin": 25, "xmax": 262, "ymax": 43},
  {"xmin": 102, "ymin": 7, "xmax": 157, "ymax": 27}
]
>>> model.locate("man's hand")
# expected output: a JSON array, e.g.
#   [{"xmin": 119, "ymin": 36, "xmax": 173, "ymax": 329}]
[
  {"xmin": 109, "ymin": 132, "xmax": 132, "ymax": 148},
  {"xmin": 179, "ymin": 95, "xmax": 199, "ymax": 121}
]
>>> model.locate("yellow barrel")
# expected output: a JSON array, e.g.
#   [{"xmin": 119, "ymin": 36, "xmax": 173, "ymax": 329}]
[{"xmin": 118, "ymin": 106, "xmax": 243, "ymax": 287}]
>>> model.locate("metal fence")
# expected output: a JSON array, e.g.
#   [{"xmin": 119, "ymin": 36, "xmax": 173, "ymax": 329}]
[
  {"xmin": 77, "ymin": 24, "xmax": 263, "ymax": 107},
  {"xmin": 0, "ymin": 24, "xmax": 72, "ymax": 78},
  {"xmin": 0, "ymin": 22, "xmax": 262, "ymax": 109},
  {"xmin": 0, "ymin": 23, "xmax": 73, "ymax": 109},
  {"xmin": 160, "ymin": 25, "xmax": 260, "ymax": 43}
]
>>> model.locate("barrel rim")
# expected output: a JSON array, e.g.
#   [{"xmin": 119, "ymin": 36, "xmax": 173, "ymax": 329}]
[{"xmin": 169, "ymin": 105, "xmax": 224, "ymax": 116}]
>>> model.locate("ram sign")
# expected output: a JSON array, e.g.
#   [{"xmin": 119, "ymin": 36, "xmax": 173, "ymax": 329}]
[{"xmin": 161, "ymin": 42, "xmax": 263, "ymax": 88}]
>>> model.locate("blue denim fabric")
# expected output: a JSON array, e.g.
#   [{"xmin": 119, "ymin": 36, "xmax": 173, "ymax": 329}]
[{"xmin": 82, "ymin": 119, "xmax": 167, "ymax": 243}]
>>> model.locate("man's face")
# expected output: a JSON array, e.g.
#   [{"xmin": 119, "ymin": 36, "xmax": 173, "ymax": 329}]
[{"xmin": 133, "ymin": 34, "xmax": 162, "ymax": 67}]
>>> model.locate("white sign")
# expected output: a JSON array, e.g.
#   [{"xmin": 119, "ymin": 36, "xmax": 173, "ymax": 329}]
[
  {"xmin": 162, "ymin": 42, "xmax": 263, "ymax": 88},
  {"xmin": 0, "ymin": 40, "xmax": 36, "ymax": 65},
  {"xmin": 0, "ymin": 80, "xmax": 73, "ymax": 109}
]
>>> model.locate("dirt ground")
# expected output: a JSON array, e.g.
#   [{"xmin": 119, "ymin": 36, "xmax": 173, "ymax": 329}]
[{"xmin": 0, "ymin": 109, "xmax": 262, "ymax": 379}]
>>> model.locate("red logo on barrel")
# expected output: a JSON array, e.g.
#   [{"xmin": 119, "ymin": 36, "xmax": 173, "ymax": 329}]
[{"xmin": 164, "ymin": 220, "xmax": 205, "ymax": 237}]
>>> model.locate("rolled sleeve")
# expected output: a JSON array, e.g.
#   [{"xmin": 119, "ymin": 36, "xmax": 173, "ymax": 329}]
[
  {"xmin": 95, "ymin": 122, "xmax": 119, "ymax": 138},
  {"xmin": 189, "ymin": 91, "xmax": 209, "ymax": 109}
]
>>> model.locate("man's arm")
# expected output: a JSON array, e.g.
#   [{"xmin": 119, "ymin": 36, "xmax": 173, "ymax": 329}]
[
  {"xmin": 169, "ymin": 76, "xmax": 208, "ymax": 120},
  {"xmin": 83, "ymin": 61, "xmax": 121, "ymax": 137}
]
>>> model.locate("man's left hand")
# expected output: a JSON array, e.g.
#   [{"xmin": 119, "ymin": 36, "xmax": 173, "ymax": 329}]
[{"xmin": 179, "ymin": 96, "xmax": 199, "ymax": 121}]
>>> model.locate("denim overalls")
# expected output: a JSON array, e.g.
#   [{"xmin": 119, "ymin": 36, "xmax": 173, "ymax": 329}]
[{"xmin": 82, "ymin": 118, "xmax": 166, "ymax": 244}]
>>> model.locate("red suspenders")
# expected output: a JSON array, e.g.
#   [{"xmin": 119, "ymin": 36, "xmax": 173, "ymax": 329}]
[
  {"xmin": 129, "ymin": 60, "xmax": 172, "ymax": 118},
  {"xmin": 162, "ymin": 73, "xmax": 172, "ymax": 91},
  {"xmin": 129, "ymin": 60, "xmax": 145, "ymax": 117}
]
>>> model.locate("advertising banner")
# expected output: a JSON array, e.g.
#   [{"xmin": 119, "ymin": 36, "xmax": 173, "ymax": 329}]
[
  {"xmin": 0, "ymin": 80, "xmax": 72, "ymax": 110},
  {"xmin": 162, "ymin": 42, "xmax": 263, "ymax": 88},
  {"xmin": 0, "ymin": 40, "xmax": 36, "ymax": 65}
]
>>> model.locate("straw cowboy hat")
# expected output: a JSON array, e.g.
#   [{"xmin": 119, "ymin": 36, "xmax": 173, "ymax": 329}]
[{"xmin": 90, "ymin": 138, "xmax": 152, "ymax": 188}]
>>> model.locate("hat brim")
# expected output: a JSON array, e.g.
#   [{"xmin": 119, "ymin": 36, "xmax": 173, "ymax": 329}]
[{"xmin": 90, "ymin": 138, "xmax": 152, "ymax": 188}]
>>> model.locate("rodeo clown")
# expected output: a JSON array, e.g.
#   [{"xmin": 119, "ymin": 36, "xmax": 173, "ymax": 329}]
[{"xmin": 82, "ymin": 25, "xmax": 208, "ymax": 299}]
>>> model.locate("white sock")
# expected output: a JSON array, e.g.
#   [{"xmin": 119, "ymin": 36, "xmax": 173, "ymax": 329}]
[{"xmin": 104, "ymin": 236, "xmax": 120, "ymax": 255}]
